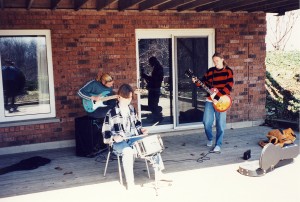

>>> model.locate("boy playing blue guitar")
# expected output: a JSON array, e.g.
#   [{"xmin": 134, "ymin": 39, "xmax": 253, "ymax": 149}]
[{"xmin": 78, "ymin": 72, "xmax": 117, "ymax": 119}]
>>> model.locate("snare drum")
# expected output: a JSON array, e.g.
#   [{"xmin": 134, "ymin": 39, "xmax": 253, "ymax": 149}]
[{"xmin": 132, "ymin": 135, "xmax": 164, "ymax": 157}]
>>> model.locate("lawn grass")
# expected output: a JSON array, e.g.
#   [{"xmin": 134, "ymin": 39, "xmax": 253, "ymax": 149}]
[{"xmin": 265, "ymin": 50, "xmax": 300, "ymax": 127}]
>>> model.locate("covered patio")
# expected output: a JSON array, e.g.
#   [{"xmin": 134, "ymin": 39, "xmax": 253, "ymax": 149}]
[
  {"xmin": 1, "ymin": 1, "xmax": 300, "ymax": 201},
  {"xmin": 0, "ymin": 125, "xmax": 299, "ymax": 202}
]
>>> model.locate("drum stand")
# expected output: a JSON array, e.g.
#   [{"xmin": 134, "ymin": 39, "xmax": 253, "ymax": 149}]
[{"xmin": 141, "ymin": 155, "xmax": 172, "ymax": 196}]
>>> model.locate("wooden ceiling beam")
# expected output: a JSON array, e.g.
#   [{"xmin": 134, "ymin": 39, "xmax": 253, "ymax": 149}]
[
  {"xmin": 195, "ymin": 1, "xmax": 220, "ymax": 12},
  {"xmin": 26, "ymin": 0, "xmax": 34, "ymax": 10},
  {"xmin": 210, "ymin": 0, "xmax": 240, "ymax": 12},
  {"xmin": 51, "ymin": 0, "xmax": 62, "ymax": 10},
  {"xmin": 158, "ymin": 0, "xmax": 194, "ymax": 12},
  {"xmin": 74, "ymin": 0, "xmax": 89, "ymax": 11},
  {"xmin": 139, "ymin": 0, "xmax": 170, "ymax": 11},
  {"xmin": 214, "ymin": 0, "xmax": 252, "ymax": 12},
  {"xmin": 274, "ymin": 2, "xmax": 300, "ymax": 14},
  {"xmin": 0, "ymin": 0, "xmax": 298, "ymax": 13},
  {"xmin": 0, "ymin": 0, "xmax": 4, "ymax": 10},
  {"xmin": 118, "ymin": 0, "xmax": 145, "ymax": 11},
  {"xmin": 268, "ymin": 3, "xmax": 299, "ymax": 14},
  {"xmin": 248, "ymin": 1, "xmax": 298, "ymax": 13},
  {"xmin": 234, "ymin": 0, "xmax": 289, "ymax": 12},
  {"xmin": 230, "ymin": 0, "xmax": 269, "ymax": 12},
  {"xmin": 231, "ymin": 0, "xmax": 293, "ymax": 12},
  {"xmin": 96, "ymin": 0, "xmax": 118, "ymax": 11},
  {"xmin": 177, "ymin": 0, "xmax": 219, "ymax": 12}
]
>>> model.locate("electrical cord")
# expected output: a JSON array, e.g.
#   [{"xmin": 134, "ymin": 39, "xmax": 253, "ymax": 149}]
[
  {"xmin": 196, "ymin": 151, "xmax": 214, "ymax": 163},
  {"xmin": 162, "ymin": 150, "xmax": 220, "ymax": 164},
  {"xmin": 95, "ymin": 149, "xmax": 220, "ymax": 164}
]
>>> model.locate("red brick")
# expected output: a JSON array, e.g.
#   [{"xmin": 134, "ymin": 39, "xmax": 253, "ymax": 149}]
[{"xmin": 0, "ymin": 11, "xmax": 267, "ymax": 147}]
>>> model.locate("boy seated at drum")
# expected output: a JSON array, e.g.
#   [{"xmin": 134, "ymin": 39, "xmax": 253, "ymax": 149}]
[{"xmin": 102, "ymin": 83, "xmax": 171, "ymax": 190}]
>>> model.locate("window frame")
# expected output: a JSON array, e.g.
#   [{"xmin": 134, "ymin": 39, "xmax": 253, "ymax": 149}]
[{"xmin": 0, "ymin": 29, "xmax": 56, "ymax": 123}]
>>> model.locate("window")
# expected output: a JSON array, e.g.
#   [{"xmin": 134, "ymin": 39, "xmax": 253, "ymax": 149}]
[{"xmin": 0, "ymin": 30, "xmax": 56, "ymax": 122}]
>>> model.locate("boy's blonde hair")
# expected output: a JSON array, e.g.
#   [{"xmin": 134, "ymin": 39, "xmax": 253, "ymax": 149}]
[{"xmin": 97, "ymin": 73, "xmax": 113, "ymax": 84}]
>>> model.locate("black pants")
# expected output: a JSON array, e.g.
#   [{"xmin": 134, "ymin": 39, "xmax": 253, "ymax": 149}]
[
  {"xmin": 87, "ymin": 106, "xmax": 112, "ymax": 119},
  {"xmin": 148, "ymin": 88, "xmax": 161, "ymax": 115}
]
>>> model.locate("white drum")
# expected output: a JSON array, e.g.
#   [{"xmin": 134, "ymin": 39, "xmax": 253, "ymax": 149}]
[{"xmin": 132, "ymin": 135, "xmax": 164, "ymax": 157}]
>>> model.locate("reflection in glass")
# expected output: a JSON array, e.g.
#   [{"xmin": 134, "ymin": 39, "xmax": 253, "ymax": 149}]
[
  {"xmin": 0, "ymin": 36, "xmax": 51, "ymax": 117},
  {"xmin": 138, "ymin": 39, "xmax": 173, "ymax": 127},
  {"xmin": 176, "ymin": 37, "xmax": 208, "ymax": 125}
]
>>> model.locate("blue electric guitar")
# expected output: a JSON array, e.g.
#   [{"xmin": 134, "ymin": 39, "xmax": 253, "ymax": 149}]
[
  {"xmin": 82, "ymin": 89, "xmax": 145, "ymax": 113},
  {"xmin": 82, "ymin": 91, "xmax": 118, "ymax": 113}
]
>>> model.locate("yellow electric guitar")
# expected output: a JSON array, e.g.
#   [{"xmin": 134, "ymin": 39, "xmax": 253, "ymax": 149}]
[{"xmin": 185, "ymin": 69, "xmax": 232, "ymax": 112}]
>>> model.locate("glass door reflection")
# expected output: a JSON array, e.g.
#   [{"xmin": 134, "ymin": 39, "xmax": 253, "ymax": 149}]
[
  {"xmin": 175, "ymin": 37, "xmax": 208, "ymax": 126},
  {"xmin": 138, "ymin": 38, "xmax": 173, "ymax": 127}
]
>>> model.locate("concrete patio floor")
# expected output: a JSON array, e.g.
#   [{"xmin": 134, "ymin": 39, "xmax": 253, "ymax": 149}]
[{"xmin": 0, "ymin": 125, "xmax": 299, "ymax": 202}]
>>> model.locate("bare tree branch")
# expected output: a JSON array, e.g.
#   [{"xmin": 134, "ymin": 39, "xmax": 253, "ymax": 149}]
[{"xmin": 267, "ymin": 10, "xmax": 299, "ymax": 51}]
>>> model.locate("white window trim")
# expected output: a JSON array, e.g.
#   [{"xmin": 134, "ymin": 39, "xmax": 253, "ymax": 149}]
[{"xmin": 0, "ymin": 30, "xmax": 56, "ymax": 122}]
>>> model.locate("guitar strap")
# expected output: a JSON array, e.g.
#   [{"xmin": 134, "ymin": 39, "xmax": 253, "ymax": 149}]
[
  {"xmin": 278, "ymin": 128, "xmax": 284, "ymax": 134},
  {"xmin": 211, "ymin": 69, "xmax": 214, "ymax": 88}
]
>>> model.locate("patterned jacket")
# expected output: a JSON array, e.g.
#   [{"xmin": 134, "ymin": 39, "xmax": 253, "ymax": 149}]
[{"xmin": 102, "ymin": 103, "xmax": 142, "ymax": 144}]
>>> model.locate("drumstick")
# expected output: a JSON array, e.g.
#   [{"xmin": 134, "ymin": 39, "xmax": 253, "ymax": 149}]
[
  {"xmin": 125, "ymin": 122, "xmax": 159, "ymax": 140},
  {"xmin": 151, "ymin": 122, "xmax": 159, "ymax": 127},
  {"xmin": 125, "ymin": 134, "xmax": 148, "ymax": 140}
]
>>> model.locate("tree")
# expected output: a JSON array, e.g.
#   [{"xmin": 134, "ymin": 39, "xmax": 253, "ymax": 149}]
[{"xmin": 267, "ymin": 10, "xmax": 299, "ymax": 51}]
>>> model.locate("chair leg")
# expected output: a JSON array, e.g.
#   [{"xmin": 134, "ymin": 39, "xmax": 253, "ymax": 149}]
[
  {"xmin": 117, "ymin": 155, "xmax": 123, "ymax": 185},
  {"xmin": 103, "ymin": 151, "xmax": 111, "ymax": 177},
  {"xmin": 103, "ymin": 150, "xmax": 123, "ymax": 186},
  {"xmin": 145, "ymin": 159, "xmax": 151, "ymax": 179}
]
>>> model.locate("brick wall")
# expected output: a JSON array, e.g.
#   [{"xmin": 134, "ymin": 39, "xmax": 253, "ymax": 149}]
[{"xmin": 0, "ymin": 10, "xmax": 266, "ymax": 148}]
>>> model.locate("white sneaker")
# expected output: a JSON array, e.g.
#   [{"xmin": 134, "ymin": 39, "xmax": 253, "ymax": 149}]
[
  {"xmin": 213, "ymin": 145, "xmax": 221, "ymax": 152},
  {"xmin": 206, "ymin": 140, "xmax": 213, "ymax": 147}
]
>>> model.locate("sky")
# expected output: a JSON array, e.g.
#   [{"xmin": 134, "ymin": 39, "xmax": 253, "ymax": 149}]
[{"xmin": 266, "ymin": 9, "xmax": 300, "ymax": 51}]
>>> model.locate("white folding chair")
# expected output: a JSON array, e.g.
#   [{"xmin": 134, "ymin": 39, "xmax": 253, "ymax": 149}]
[{"xmin": 103, "ymin": 144, "xmax": 151, "ymax": 185}]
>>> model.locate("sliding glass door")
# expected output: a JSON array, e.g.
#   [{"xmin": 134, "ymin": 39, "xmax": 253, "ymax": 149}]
[
  {"xmin": 174, "ymin": 37, "xmax": 209, "ymax": 126},
  {"xmin": 136, "ymin": 29, "xmax": 214, "ymax": 131},
  {"xmin": 137, "ymin": 38, "xmax": 173, "ymax": 128}
]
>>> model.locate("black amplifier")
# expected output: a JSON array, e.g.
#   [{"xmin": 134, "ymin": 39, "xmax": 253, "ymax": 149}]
[{"xmin": 75, "ymin": 116, "xmax": 106, "ymax": 157}]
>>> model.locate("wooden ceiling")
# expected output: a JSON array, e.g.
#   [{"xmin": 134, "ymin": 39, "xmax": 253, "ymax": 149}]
[{"xmin": 0, "ymin": 0, "xmax": 299, "ymax": 15}]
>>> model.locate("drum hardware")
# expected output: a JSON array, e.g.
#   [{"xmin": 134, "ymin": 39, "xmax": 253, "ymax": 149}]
[
  {"xmin": 113, "ymin": 132, "xmax": 172, "ymax": 195},
  {"xmin": 132, "ymin": 135, "xmax": 164, "ymax": 158},
  {"xmin": 130, "ymin": 134, "xmax": 172, "ymax": 196},
  {"xmin": 141, "ymin": 169, "xmax": 172, "ymax": 196}
]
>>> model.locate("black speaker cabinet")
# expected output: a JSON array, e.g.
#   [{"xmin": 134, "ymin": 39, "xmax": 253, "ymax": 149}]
[{"xmin": 75, "ymin": 116, "xmax": 106, "ymax": 157}]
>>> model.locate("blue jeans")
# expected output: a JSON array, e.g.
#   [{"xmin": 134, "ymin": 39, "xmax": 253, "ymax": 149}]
[
  {"xmin": 113, "ymin": 137, "xmax": 142, "ymax": 154},
  {"xmin": 203, "ymin": 101, "xmax": 227, "ymax": 147}
]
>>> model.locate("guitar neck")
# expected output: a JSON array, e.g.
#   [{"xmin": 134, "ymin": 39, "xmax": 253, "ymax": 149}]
[
  {"xmin": 100, "ymin": 95, "xmax": 118, "ymax": 102},
  {"xmin": 195, "ymin": 79, "xmax": 213, "ymax": 95}
]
